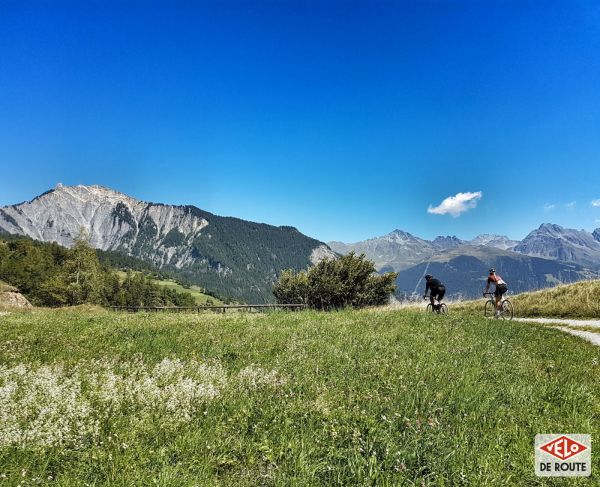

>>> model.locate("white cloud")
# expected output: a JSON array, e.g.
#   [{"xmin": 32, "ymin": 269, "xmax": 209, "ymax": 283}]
[
  {"xmin": 591, "ymin": 199, "xmax": 600, "ymax": 207},
  {"xmin": 427, "ymin": 191, "xmax": 482, "ymax": 218},
  {"xmin": 544, "ymin": 203, "xmax": 556, "ymax": 211},
  {"xmin": 565, "ymin": 201, "xmax": 576, "ymax": 208}
]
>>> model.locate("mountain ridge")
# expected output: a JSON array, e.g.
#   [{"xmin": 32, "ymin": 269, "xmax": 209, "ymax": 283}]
[
  {"xmin": 3, "ymin": 186, "xmax": 600, "ymax": 303},
  {"xmin": 515, "ymin": 223, "xmax": 600, "ymax": 269},
  {"xmin": 395, "ymin": 245, "xmax": 594, "ymax": 300},
  {"xmin": 0, "ymin": 184, "xmax": 335, "ymax": 303},
  {"xmin": 328, "ymin": 230, "xmax": 522, "ymax": 272},
  {"xmin": 330, "ymin": 224, "xmax": 600, "ymax": 299}
]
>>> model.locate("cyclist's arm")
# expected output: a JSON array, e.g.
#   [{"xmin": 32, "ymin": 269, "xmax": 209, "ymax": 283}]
[{"xmin": 484, "ymin": 277, "xmax": 491, "ymax": 293}]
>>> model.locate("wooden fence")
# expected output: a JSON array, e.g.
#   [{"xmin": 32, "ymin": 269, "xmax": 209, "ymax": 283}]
[{"xmin": 108, "ymin": 304, "xmax": 307, "ymax": 313}]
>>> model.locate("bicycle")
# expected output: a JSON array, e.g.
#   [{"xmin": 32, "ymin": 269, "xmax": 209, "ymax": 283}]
[
  {"xmin": 483, "ymin": 292, "xmax": 513, "ymax": 320},
  {"xmin": 424, "ymin": 296, "xmax": 448, "ymax": 314}
]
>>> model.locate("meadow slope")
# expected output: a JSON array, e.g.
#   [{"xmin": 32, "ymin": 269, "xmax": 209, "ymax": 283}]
[
  {"xmin": 0, "ymin": 309, "xmax": 598, "ymax": 486},
  {"xmin": 453, "ymin": 279, "xmax": 600, "ymax": 319},
  {"xmin": 115, "ymin": 271, "xmax": 224, "ymax": 305}
]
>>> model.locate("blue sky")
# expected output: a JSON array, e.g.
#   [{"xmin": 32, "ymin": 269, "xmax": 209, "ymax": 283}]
[{"xmin": 1, "ymin": 1, "xmax": 600, "ymax": 243}]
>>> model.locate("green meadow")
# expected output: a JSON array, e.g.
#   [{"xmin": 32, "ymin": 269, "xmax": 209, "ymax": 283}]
[
  {"xmin": 115, "ymin": 271, "xmax": 224, "ymax": 306},
  {"xmin": 0, "ymin": 309, "xmax": 598, "ymax": 486}
]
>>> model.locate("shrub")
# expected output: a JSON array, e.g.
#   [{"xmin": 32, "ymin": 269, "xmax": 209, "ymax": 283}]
[{"xmin": 273, "ymin": 252, "xmax": 397, "ymax": 310}]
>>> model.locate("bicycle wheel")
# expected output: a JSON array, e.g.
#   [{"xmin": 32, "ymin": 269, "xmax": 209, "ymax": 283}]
[
  {"xmin": 484, "ymin": 300, "xmax": 495, "ymax": 318},
  {"xmin": 501, "ymin": 300, "xmax": 514, "ymax": 320},
  {"xmin": 439, "ymin": 303, "xmax": 448, "ymax": 314},
  {"xmin": 426, "ymin": 303, "xmax": 433, "ymax": 313}
]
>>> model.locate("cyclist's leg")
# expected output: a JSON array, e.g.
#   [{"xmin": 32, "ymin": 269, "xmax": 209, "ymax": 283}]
[
  {"xmin": 494, "ymin": 288, "xmax": 501, "ymax": 310},
  {"xmin": 429, "ymin": 291, "xmax": 436, "ymax": 308},
  {"xmin": 500, "ymin": 286, "xmax": 508, "ymax": 307},
  {"xmin": 437, "ymin": 287, "xmax": 446, "ymax": 305}
]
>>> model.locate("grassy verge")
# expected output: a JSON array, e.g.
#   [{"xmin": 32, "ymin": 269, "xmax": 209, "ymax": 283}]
[
  {"xmin": 0, "ymin": 309, "xmax": 598, "ymax": 485},
  {"xmin": 453, "ymin": 280, "xmax": 600, "ymax": 319}
]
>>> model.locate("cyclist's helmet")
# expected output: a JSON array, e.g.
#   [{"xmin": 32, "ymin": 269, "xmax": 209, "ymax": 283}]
[
  {"xmin": 489, "ymin": 268, "xmax": 496, "ymax": 274},
  {"xmin": 424, "ymin": 274, "xmax": 432, "ymax": 280}
]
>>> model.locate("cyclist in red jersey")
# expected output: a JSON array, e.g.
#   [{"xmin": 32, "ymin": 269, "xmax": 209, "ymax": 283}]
[{"xmin": 483, "ymin": 268, "xmax": 508, "ymax": 317}]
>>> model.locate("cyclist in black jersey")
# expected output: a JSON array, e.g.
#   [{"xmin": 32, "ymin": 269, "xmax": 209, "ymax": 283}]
[{"xmin": 424, "ymin": 274, "xmax": 446, "ymax": 311}]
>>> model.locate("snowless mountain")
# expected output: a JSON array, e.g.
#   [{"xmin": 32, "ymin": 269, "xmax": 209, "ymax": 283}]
[
  {"xmin": 432, "ymin": 235, "xmax": 464, "ymax": 249},
  {"xmin": 514, "ymin": 223, "xmax": 600, "ymax": 269},
  {"xmin": 0, "ymin": 184, "xmax": 206, "ymax": 268},
  {"xmin": 469, "ymin": 234, "xmax": 519, "ymax": 250},
  {"xmin": 0, "ymin": 184, "xmax": 335, "ymax": 302},
  {"xmin": 328, "ymin": 230, "xmax": 437, "ymax": 272},
  {"xmin": 328, "ymin": 230, "xmax": 521, "ymax": 272},
  {"xmin": 330, "ymin": 225, "xmax": 600, "ymax": 298},
  {"xmin": 396, "ymin": 245, "xmax": 593, "ymax": 300}
]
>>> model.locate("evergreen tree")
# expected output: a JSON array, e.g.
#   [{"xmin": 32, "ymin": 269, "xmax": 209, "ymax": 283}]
[
  {"xmin": 57, "ymin": 230, "xmax": 104, "ymax": 305},
  {"xmin": 0, "ymin": 235, "xmax": 210, "ymax": 308}
]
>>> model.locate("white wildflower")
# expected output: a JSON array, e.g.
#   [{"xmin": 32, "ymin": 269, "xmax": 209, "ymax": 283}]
[
  {"xmin": 0, "ymin": 357, "xmax": 279, "ymax": 449},
  {"xmin": 237, "ymin": 365, "xmax": 287, "ymax": 389}
]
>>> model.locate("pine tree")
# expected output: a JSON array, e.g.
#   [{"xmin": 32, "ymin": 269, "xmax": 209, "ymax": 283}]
[{"xmin": 60, "ymin": 229, "xmax": 104, "ymax": 305}]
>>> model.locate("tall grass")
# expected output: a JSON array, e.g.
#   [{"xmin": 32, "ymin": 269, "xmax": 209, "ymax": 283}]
[
  {"xmin": 0, "ymin": 309, "xmax": 598, "ymax": 485},
  {"xmin": 453, "ymin": 280, "xmax": 600, "ymax": 319}
]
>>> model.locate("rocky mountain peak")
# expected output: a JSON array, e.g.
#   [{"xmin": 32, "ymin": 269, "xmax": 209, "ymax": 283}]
[
  {"xmin": 0, "ymin": 184, "xmax": 207, "ymax": 267},
  {"xmin": 432, "ymin": 235, "xmax": 463, "ymax": 249},
  {"xmin": 469, "ymin": 234, "xmax": 519, "ymax": 250},
  {"xmin": 388, "ymin": 229, "xmax": 415, "ymax": 238},
  {"xmin": 382, "ymin": 229, "xmax": 424, "ymax": 245},
  {"xmin": 514, "ymin": 223, "xmax": 600, "ymax": 269},
  {"xmin": 1, "ymin": 185, "xmax": 331, "ymax": 302},
  {"xmin": 471, "ymin": 234, "xmax": 500, "ymax": 244},
  {"xmin": 52, "ymin": 183, "xmax": 138, "ymax": 206},
  {"xmin": 537, "ymin": 223, "xmax": 567, "ymax": 234}
]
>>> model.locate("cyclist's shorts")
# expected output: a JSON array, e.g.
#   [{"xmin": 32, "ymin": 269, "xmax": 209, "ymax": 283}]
[
  {"xmin": 431, "ymin": 286, "xmax": 446, "ymax": 301},
  {"xmin": 494, "ymin": 284, "xmax": 508, "ymax": 297}
]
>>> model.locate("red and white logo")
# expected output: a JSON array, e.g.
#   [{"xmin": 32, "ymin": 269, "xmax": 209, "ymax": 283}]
[{"xmin": 539, "ymin": 435, "xmax": 588, "ymax": 461}]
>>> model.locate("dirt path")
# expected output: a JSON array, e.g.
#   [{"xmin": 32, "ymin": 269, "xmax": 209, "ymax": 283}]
[
  {"xmin": 551, "ymin": 327, "xmax": 600, "ymax": 347},
  {"xmin": 514, "ymin": 317, "xmax": 600, "ymax": 329},
  {"xmin": 514, "ymin": 317, "xmax": 600, "ymax": 346}
]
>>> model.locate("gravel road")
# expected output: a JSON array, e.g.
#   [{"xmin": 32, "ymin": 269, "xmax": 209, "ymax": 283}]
[{"xmin": 515, "ymin": 317, "xmax": 600, "ymax": 346}]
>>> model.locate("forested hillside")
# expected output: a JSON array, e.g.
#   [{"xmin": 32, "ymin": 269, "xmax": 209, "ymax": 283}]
[
  {"xmin": 0, "ymin": 234, "xmax": 199, "ymax": 307},
  {"xmin": 0, "ymin": 184, "xmax": 335, "ymax": 303}
]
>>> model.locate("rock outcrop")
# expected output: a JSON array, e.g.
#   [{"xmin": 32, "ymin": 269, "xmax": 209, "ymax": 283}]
[{"xmin": 0, "ymin": 291, "xmax": 33, "ymax": 309}]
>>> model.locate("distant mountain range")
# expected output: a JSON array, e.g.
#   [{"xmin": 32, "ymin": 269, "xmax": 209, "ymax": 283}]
[
  {"xmin": 329, "ymin": 224, "xmax": 600, "ymax": 299},
  {"xmin": 395, "ymin": 246, "xmax": 593, "ymax": 300},
  {"xmin": 2, "ymin": 184, "xmax": 600, "ymax": 303},
  {"xmin": 514, "ymin": 223, "xmax": 600, "ymax": 269},
  {"xmin": 328, "ymin": 230, "xmax": 521, "ymax": 272},
  {"xmin": 329, "ymin": 230, "xmax": 437, "ymax": 272},
  {"xmin": 0, "ymin": 184, "xmax": 335, "ymax": 302}
]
